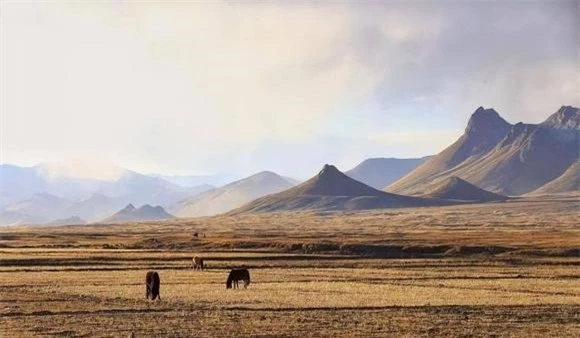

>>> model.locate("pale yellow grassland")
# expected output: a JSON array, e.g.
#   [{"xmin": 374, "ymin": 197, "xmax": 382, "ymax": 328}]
[{"xmin": 1, "ymin": 196, "xmax": 579, "ymax": 337}]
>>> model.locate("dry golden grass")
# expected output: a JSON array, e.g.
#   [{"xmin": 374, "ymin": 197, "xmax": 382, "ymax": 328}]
[{"xmin": 1, "ymin": 196, "xmax": 579, "ymax": 337}]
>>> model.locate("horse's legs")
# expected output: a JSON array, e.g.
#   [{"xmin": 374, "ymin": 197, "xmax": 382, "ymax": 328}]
[{"xmin": 146, "ymin": 284, "xmax": 150, "ymax": 299}]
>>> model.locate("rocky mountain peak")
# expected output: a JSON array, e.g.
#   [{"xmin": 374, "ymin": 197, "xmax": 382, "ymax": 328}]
[
  {"xmin": 542, "ymin": 106, "xmax": 580, "ymax": 130},
  {"xmin": 465, "ymin": 107, "xmax": 511, "ymax": 137},
  {"xmin": 318, "ymin": 164, "xmax": 341, "ymax": 178}
]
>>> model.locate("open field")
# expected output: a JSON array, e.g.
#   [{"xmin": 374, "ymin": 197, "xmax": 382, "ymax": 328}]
[{"xmin": 1, "ymin": 195, "xmax": 579, "ymax": 337}]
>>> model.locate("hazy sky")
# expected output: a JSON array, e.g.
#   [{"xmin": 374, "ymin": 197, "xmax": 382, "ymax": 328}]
[{"xmin": 1, "ymin": 1, "xmax": 578, "ymax": 178}]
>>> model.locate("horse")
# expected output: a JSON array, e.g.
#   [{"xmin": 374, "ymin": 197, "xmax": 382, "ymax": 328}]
[
  {"xmin": 226, "ymin": 268, "xmax": 250, "ymax": 289},
  {"xmin": 192, "ymin": 256, "xmax": 204, "ymax": 271},
  {"xmin": 145, "ymin": 271, "xmax": 161, "ymax": 301}
]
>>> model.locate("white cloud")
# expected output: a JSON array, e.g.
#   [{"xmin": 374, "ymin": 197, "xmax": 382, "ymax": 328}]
[{"xmin": 1, "ymin": 1, "xmax": 577, "ymax": 176}]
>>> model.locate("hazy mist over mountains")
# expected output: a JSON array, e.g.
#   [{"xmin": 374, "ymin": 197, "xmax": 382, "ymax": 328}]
[
  {"xmin": 0, "ymin": 165, "xmax": 211, "ymax": 225},
  {"xmin": 2, "ymin": 2, "xmax": 578, "ymax": 178},
  {"xmin": 171, "ymin": 171, "xmax": 296, "ymax": 218},
  {"xmin": 1, "ymin": 105, "xmax": 578, "ymax": 225},
  {"xmin": 1, "ymin": 2, "xmax": 578, "ymax": 225}
]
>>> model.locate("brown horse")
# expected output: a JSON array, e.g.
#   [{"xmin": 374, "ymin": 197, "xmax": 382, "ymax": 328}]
[
  {"xmin": 226, "ymin": 268, "xmax": 250, "ymax": 289},
  {"xmin": 145, "ymin": 271, "xmax": 160, "ymax": 301},
  {"xmin": 192, "ymin": 256, "xmax": 204, "ymax": 271}
]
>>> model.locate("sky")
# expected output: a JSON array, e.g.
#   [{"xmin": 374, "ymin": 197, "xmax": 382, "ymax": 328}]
[{"xmin": 1, "ymin": 1, "xmax": 578, "ymax": 179}]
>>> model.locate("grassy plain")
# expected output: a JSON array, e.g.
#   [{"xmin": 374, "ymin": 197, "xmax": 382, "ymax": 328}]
[{"xmin": 1, "ymin": 195, "xmax": 579, "ymax": 337}]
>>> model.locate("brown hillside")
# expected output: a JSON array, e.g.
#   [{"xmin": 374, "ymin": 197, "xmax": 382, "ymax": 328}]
[
  {"xmin": 423, "ymin": 176, "xmax": 507, "ymax": 202},
  {"xmin": 230, "ymin": 165, "xmax": 452, "ymax": 214}
]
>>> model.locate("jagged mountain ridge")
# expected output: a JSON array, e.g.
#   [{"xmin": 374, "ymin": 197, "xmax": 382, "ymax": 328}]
[{"xmin": 387, "ymin": 106, "xmax": 579, "ymax": 196}]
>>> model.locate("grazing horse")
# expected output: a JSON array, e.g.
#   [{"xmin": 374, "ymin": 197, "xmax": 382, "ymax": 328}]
[
  {"xmin": 226, "ymin": 268, "xmax": 250, "ymax": 289},
  {"xmin": 145, "ymin": 271, "xmax": 161, "ymax": 301},
  {"xmin": 192, "ymin": 256, "xmax": 204, "ymax": 271}
]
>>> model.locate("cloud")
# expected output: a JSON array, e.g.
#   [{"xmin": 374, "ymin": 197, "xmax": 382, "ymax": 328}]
[
  {"xmin": 366, "ymin": 1, "xmax": 580, "ymax": 123},
  {"xmin": 1, "ymin": 1, "xmax": 577, "ymax": 176}
]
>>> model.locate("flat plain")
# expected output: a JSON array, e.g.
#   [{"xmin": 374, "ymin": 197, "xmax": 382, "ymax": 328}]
[{"xmin": 1, "ymin": 195, "xmax": 579, "ymax": 337}]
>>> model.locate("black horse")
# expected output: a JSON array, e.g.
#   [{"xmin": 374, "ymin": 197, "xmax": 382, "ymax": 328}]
[
  {"xmin": 226, "ymin": 268, "xmax": 250, "ymax": 289},
  {"xmin": 145, "ymin": 271, "xmax": 161, "ymax": 301}
]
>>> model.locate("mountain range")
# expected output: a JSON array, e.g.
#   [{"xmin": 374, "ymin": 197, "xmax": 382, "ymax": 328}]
[
  {"xmin": 0, "ymin": 165, "xmax": 212, "ymax": 225},
  {"xmin": 387, "ymin": 106, "xmax": 579, "ymax": 196},
  {"xmin": 230, "ymin": 164, "xmax": 452, "ymax": 214},
  {"xmin": 1, "ymin": 105, "xmax": 577, "ymax": 225}
]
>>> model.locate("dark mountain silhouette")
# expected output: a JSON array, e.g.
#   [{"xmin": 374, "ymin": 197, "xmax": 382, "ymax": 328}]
[
  {"xmin": 345, "ymin": 157, "xmax": 429, "ymax": 189},
  {"xmin": 387, "ymin": 106, "xmax": 579, "ymax": 196},
  {"xmin": 101, "ymin": 204, "xmax": 175, "ymax": 223},
  {"xmin": 230, "ymin": 164, "xmax": 451, "ymax": 214},
  {"xmin": 423, "ymin": 176, "xmax": 507, "ymax": 202},
  {"xmin": 171, "ymin": 171, "xmax": 295, "ymax": 217}
]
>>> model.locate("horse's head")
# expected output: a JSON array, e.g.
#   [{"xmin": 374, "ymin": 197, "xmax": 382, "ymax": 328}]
[{"xmin": 226, "ymin": 279, "xmax": 232, "ymax": 289}]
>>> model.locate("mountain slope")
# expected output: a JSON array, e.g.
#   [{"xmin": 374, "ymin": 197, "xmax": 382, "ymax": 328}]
[
  {"xmin": 2, "ymin": 193, "xmax": 72, "ymax": 221},
  {"xmin": 528, "ymin": 161, "xmax": 580, "ymax": 195},
  {"xmin": 171, "ymin": 171, "xmax": 295, "ymax": 217},
  {"xmin": 102, "ymin": 204, "xmax": 175, "ymax": 223},
  {"xmin": 152, "ymin": 173, "xmax": 239, "ymax": 187},
  {"xmin": 230, "ymin": 165, "xmax": 451, "ymax": 214},
  {"xmin": 387, "ymin": 106, "xmax": 579, "ymax": 196},
  {"xmin": 346, "ymin": 157, "xmax": 429, "ymax": 189},
  {"xmin": 423, "ymin": 176, "xmax": 507, "ymax": 201}
]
